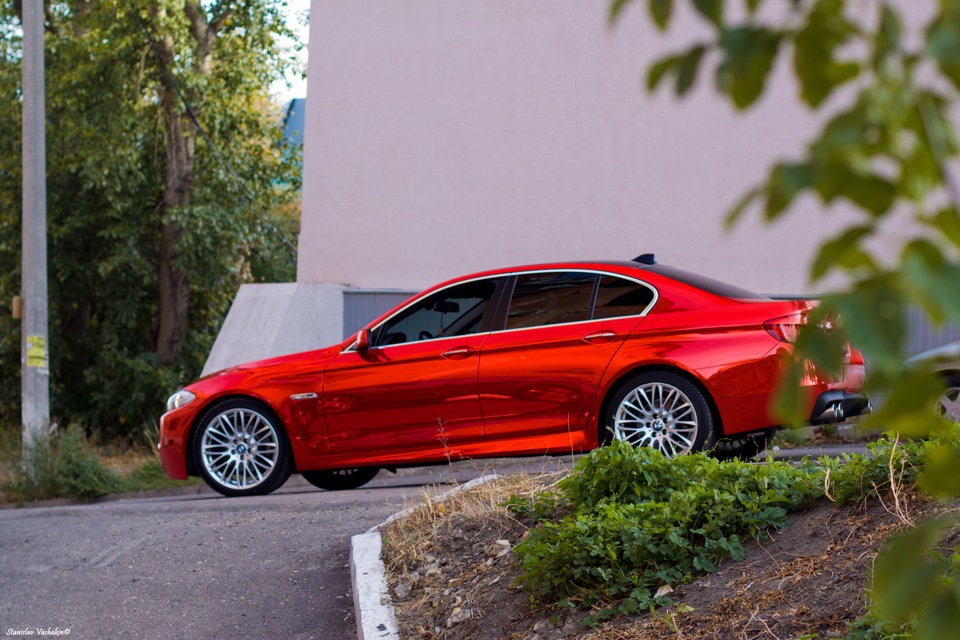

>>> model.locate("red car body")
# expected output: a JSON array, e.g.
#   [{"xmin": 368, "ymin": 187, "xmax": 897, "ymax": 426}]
[{"xmin": 160, "ymin": 260, "xmax": 867, "ymax": 496}]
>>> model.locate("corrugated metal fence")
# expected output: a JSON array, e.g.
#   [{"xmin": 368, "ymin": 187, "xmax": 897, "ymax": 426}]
[
  {"xmin": 342, "ymin": 289, "xmax": 418, "ymax": 339},
  {"xmin": 907, "ymin": 306, "xmax": 960, "ymax": 355}
]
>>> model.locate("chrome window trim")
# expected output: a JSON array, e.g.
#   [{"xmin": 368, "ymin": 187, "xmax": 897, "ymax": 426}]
[
  {"xmin": 342, "ymin": 268, "xmax": 659, "ymax": 353},
  {"xmin": 342, "ymin": 274, "xmax": 505, "ymax": 353}
]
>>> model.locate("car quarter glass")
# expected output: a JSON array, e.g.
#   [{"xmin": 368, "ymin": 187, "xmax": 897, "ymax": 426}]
[{"xmin": 593, "ymin": 274, "xmax": 656, "ymax": 319}]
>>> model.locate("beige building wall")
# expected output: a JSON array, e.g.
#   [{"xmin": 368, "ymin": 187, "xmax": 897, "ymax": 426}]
[{"xmin": 298, "ymin": 0, "xmax": 871, "ymax": 295}]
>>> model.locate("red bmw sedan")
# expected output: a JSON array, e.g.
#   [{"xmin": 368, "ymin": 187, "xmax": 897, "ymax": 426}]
[{"xmin": 160, "ymin": 257, "xmax": 867, "ymax": 497}]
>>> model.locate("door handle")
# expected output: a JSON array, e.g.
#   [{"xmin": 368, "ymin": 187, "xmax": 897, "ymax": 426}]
[
  {"xmin": 442, "ymin": 346, "xmax": 476, "ymax": 360},
  {"xmin": 583, "ymin": 330, "xmax": 617, "ymax": 344}
]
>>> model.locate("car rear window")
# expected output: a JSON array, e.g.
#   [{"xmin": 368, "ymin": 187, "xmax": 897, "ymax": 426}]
[
  {"xmin": 506, "ymin": 272, "xmax": 596, "ymax": 329},
  {"xmin": 646, "ymin": 265, "xmax": 768, "ymax": 300}
]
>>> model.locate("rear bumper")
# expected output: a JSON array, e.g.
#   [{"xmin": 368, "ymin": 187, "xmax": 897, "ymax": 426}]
[{"xmin": 809, "ymin": 390, "xmax": 870, "ymax": 424}]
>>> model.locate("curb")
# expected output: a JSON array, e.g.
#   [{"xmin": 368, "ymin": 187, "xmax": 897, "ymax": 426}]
[
  {"xmin": 349, "ymin": 474, "xmax": 500, "ymax": 640},
  {"xmin": 351, "ymin": 532, "xmax": 398, "ymax": 640}
]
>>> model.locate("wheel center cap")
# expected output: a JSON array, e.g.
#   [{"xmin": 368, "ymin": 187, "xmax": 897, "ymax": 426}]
[
  {"xmin": 653, "ymin": 419, "xmax": 665, "ymax": 431},
  {"xmin": 237, "ymin": 444, "xmax": 248, "ymax": 454}
]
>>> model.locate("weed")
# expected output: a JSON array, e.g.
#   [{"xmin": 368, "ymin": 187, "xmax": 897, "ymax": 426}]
[
  {"xmin": 0, "ymin": 424, "xmax": 122, "ymax": 501},
  {"xmin": 0, "ymin": 422, "xmax": 199, "ymax": 503},
  {"xmin": 818, "ymin": 422, "xmax": 839, "ymax": 439},
  {"xmin": 771, "ymin": 426, "xmax": 811, "ymax": 449},
  {"xmin": 511, "ymin": 442, "xmax": 824, "ymax": 617},
  {"xmin": 54, "ymin": 426, "xmax": 125, "ymax": 498}
]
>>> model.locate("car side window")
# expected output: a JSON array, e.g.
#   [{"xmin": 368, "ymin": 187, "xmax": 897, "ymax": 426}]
[
  {"xmin": 593, "ymin": 275, "xmax": 655, "ymax": 319},
  {"xmin": 374, "ymin": 278, "xmax": 499, "ymax": 347},
  {"xmin": 505, "ymin": 272, "xmax": 597, "ymax": 330}
]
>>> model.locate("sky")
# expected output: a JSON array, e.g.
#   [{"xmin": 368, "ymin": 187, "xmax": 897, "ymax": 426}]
[{"xmin": 271, "ymin": 0, "xmax": 310, "ymax": 103}]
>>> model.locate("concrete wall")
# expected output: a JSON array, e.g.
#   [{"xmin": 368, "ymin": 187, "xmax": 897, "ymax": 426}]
[
  {"xmin": 202, "ymin": 283, "xmax": 345, "ymax": 375},
  {"xmin": 297, "ymin": 0, "xmax": 920, "ymax": 295}
]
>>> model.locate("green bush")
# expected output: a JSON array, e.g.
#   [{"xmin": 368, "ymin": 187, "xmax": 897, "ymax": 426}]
[
  {"xmin": 509, "ymin": 432, "xmax": 960, "ymax": 622},
  {"xmin": 0, "ymin": 424, "xmax": 123, "ymax": 501},
  {"xmin": 510, "ymin": 442, "xmax": 823, "ymax": 617},
  {"xmin": 820, "ymin": 429, "xmax": 960, "ymax": 506},
  {"xmin": 53, "ymin": 427, "xmax": 125, "ymax": 499}
]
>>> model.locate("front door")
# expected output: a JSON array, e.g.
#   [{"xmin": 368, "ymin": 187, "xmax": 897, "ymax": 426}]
[{"xmin": 323, "ymin": 277, "xmax": 502, "ymax": 453}]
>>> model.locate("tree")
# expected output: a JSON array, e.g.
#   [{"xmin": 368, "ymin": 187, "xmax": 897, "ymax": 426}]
[
  {"xmin": 611, "ymin": 0, "xmax": 960, "ymax": 635},
  {"xmin": 0, "ymin": 0, "xmax": 301, "ymax": 436}
]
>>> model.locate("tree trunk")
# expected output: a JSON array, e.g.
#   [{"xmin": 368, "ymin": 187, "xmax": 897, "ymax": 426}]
[{"xmin": 151, "ymin": 3, "xmax": 228, "ymax": 365}]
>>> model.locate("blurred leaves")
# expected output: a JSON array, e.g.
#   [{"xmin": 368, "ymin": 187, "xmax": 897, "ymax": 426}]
[
  {"xmin": 612, "ymin": 0, "xmax": 960, "ymax": 633},
  {"xmin": 715, "ymin": 26, "xmax": 781, "ymax": 109},
  {"xmin": 793, "ymin": 0, "xmax": 859, "ymax": 108}
]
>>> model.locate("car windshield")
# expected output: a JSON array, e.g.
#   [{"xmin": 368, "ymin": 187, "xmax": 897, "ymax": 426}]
[{"xmin": 646, "ymin": 265, "xmax": 768, "ymax": 300}]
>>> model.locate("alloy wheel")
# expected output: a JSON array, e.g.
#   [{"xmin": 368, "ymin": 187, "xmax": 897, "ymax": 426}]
[
  {"xmin": 612, "ymin": 381, "xmax": 700, "ymax": 457},
  {"xmin": 199, "ymin": 407, "xmax": 280, "ymax": 491},
  {"xmin": 937, "ymin": 385, "xmax": 960, "ymax": 422}
]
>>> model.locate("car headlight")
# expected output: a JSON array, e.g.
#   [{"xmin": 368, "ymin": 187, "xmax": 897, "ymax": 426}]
[{"xmin": 166, "ymin": 389, "xmax": 197, "ymax": 413}]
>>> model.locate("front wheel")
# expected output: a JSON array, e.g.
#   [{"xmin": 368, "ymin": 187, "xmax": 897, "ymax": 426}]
[
  {"xmin": 193, "ymin": 399, "xmax": 292, "ymax": 497},
  {"xmin": 301, "ymin": 467, "xmax": 380, "ymax": 491},
  {"xmin": 603, "ymin": 372, "xmax": 712, "ymax": 458}
]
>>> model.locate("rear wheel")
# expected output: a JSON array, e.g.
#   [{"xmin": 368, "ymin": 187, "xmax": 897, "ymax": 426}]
[
  {"xmin": 193, "ymin": 399, "xmax": 292, "ymax": 497},
  {"xmin": 301, "ymin": 467, "xmax": 380, "ymax": 491},
  {"xmin": 603, "ymin": 372, "xmax": 712, "ymax": 458}
]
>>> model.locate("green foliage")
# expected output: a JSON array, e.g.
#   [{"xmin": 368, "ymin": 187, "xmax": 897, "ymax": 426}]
[
  {"xmin": 508, "ymin": 432, "xmax": 960, "ymax": 622},
  {"xmin": 820, "ymin": 434, "xmax": 927, "ymax": 506},
  {"xmin": 609, "ymin": 1, "xmax": 960, "ymax": 631},
  {"xmin": 501, "ymin": 490, "xmax": 563, "ymax": 525},
  {"xmin": 1, "ymin": 425, "xmax": 121, "ymax": 501},
  {"xmin": 53, "ymin": 426, "xmax": 126, "ymax": 499},
  {"xmin": 0, "ymin": 422, "xmax": 199, "ymax": 502},
  {"xmin": 843, "ymin": 617, "xmax": 915, "ymax": 640},
  {"xmin": 510, "ymin": 442, "xmax": 823, "ymax": 617},
  {"xmin": 0, "ymin": 1, "xmax": 302, "ymax": 438},
  {"xmin": 871, "ymin": 516, "xmax": 960, "ymax": 640}
]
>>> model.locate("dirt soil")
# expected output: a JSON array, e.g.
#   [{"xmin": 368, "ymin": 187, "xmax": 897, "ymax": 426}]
[{"xmin": 384, "ymin": 479, "xmax": 943, "ymax": 640}]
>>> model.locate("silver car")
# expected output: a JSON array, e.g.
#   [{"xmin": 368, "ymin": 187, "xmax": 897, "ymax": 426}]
[{"xmin": 905, "ymin": 342, "xmax": 960, "ymax": 421}]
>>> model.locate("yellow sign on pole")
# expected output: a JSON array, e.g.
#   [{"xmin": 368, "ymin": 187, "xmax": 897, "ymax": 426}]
[{"xmin": 26, "ymin": 335, "xmax": 46, "ymax": 368}]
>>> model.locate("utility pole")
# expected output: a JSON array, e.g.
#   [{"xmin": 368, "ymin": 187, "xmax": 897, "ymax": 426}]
[{"xmin": 21, "ymin": 0, "xmax": 50, "ymax": 456}]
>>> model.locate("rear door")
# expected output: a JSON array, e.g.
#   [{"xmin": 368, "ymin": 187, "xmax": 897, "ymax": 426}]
[{"xmin": 478, "ymin": 271, "xmax": 656, "ymax": 439}]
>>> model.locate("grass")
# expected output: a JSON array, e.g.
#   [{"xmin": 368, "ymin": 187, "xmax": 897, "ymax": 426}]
[
  {"xmin": 380, "ymin": 472, "xmax": 562, "ymax": 575},
  {"xmin": 0, "ymin": 422, "xmax": 200, "ymax": 504}
]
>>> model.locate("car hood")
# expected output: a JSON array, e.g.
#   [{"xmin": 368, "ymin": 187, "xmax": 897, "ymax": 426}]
[
  {"xmin": 905, "ymin": 341, "xmax": 960, "ymax": 370},
  {"xmin": 197, "ymin": 343, "xmax": 344, "ymax": 381}
]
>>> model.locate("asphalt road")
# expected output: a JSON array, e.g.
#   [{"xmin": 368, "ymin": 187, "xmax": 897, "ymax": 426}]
[{"xmin": 0, "ymin": 457, "xmax": 576, "ymax": 640}]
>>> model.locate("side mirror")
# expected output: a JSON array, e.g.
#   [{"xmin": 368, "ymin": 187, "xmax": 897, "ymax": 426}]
[{"xmin": 355, "ymin": 328, "xmax": 370, "ymax": 351}]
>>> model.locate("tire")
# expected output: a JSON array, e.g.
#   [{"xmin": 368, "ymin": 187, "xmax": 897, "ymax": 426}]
[
  {"xmin": 711, "ymin": 431, "xmax": 773, "ymax": 461},
  {"xmin": 937, "ymin": 374, "xmax": 960, "ymax": 422},
  {"xmin": 193, "ymin": 399, "xmax": 292, "ymax": 497},
  {"xmin": 301, "ymin": 467, "xmax": 380, "ymax": 491},
  {"xmin": 602, "ymin": 371, "xmax": 712, "ymax": 458}
]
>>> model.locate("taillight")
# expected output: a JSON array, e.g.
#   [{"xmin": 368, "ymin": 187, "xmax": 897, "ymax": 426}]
[{"xmin": 763, "ymin": 313, "xmax": 805, "ymax": 343}]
